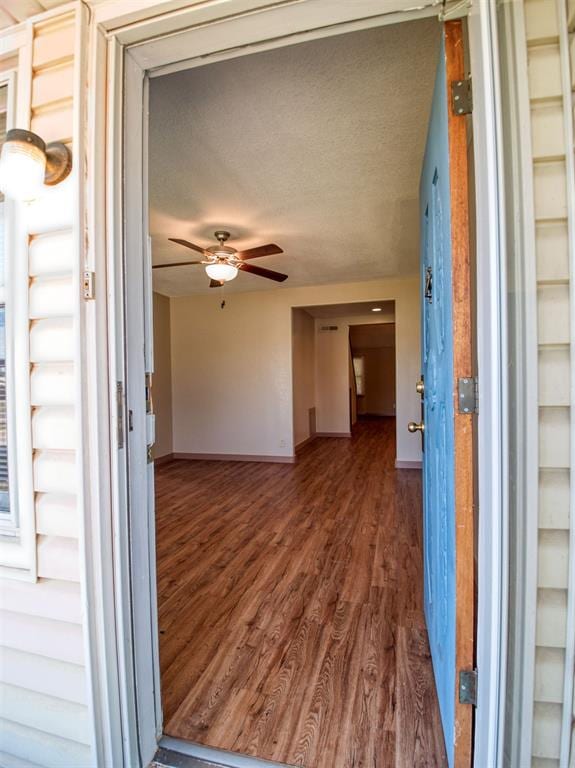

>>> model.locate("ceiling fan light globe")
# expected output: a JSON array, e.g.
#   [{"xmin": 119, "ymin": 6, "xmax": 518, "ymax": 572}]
[{"xmin": 205, "ymin": 262, "xmax": 238, "ymax": 282}]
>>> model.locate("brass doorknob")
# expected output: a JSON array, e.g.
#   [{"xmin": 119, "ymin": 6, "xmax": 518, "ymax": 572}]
[
  {"xmin": 408, "ymin": 421, "xmax": 425, "ymax": 433},
  {"xmin": 416, "ymin": 379, "xmax": 425, "ymax": 395}
]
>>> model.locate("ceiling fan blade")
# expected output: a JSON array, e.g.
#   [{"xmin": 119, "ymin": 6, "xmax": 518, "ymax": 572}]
[
  {"xmin": 209, "ymin": 279, "xmax": 224, "ymax": 288},
  {"xmin": 238, "ymin": 262, "xmax": 288, "ymax": 282},
  {"xmin": 152, "ymin": 260, "xmax": 203, "ymax": 269},
  {"xmin": 168, "ymin": 238, "xmax": 208, "ymax": 255},
  {"xmin": 235, "ymin": 243, "xmax": 283, "ymax": 260}
]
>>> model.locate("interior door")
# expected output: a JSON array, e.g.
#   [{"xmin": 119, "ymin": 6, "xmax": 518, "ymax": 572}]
[{"xmin": 418, "ymin": 20, "xmax": 474, "ymax": 768}]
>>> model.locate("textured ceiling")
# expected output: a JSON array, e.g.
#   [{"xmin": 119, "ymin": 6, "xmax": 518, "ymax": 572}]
[{"xmin": 149, "ymin": 18, "xmax": 440, "ymax": 297}]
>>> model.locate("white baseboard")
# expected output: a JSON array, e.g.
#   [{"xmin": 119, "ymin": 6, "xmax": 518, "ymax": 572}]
[
  {"xmin": 295, "ymin": 434, "xmax": 316, "ymax": 452},
  {"xmin": 154, "ymin": 453, "xmax": 174, "ymax": 466},
  {"xmin": 395, "ymin": 459, "xmax": 422, "ymax": 469},
  {"xmin": 172, "ymin": 452, "xmax": 295, "ymax": 464}
]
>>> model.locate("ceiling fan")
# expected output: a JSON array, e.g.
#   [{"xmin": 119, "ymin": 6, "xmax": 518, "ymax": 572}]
[{"xmin": 153, "ymin": 230, "xmax": 287, "ymax": 287}]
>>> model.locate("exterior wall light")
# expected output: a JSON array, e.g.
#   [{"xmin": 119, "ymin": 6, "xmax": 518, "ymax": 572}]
[{"xmin": 0, "ymin": 129, "xmax": 72, "ymax": 202}]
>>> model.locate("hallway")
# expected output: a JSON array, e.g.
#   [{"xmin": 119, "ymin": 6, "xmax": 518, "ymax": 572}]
[{"xmin": 155, "ymin": 418, "xmax": 447, "ymax": 767}]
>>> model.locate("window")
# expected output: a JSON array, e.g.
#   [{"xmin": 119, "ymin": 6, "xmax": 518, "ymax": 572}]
[
  {"xmin": 353, "ymin": 355, "xmax": 365, "ymax": 396},
  {"xmin": 0, "ymin": 66, "xmax": 36, "ymax": 578},
  {"xmin": 0, "ymin": 84, "xmax": 10, "ymax": 526}
]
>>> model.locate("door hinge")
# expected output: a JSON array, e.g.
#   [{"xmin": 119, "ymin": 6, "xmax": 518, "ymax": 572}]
[
  {"xmin": 145, "ymin": 372, "xmax": 155, "ymax": 462},
  {"xmin": 145, "ymin": 372, "xmax": 153, "ymax": 414},
  {"xmin": 83, "ymin": 270, "xmax": 96, "ymax": 300},
  {"xmin": 459, "ymin": 669, "xmax": 478, "ymax": 706},
  {"xmin": 451, "ymin": 77, "xmax": 472, "ymax": 116},
  {"xmin": 116, "ymin": 381, "xmax": 124, "ymax": 449},
  {"xmin": 458, "ymin": 377, "xmax": 478, "ymax": 414}
]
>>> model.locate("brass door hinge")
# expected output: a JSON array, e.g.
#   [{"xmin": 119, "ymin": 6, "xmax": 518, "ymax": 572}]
[{"xmin": 83, "ymin": 270, "xmax": 95, "ymax": 300}]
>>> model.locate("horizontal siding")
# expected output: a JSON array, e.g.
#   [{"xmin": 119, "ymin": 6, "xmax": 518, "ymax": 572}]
[
  {"xmin": 0, "ymin": 648, "xmax": 85, "ymax": 705},
  {"xmin": 33, "ymin": 451, "xmax": 75, "ymax": 494},
  {"xmin": 0, "ymin": 610, "xmax": 84, "ymax": 665},
  {"xmin": 29, "ymin": 318, "xmax": 74, "ymax": 362},
  {"xmin": 37, "ymin": 536, "xmax": 79, "ymax": 582},
  {"xmin": 32, "ymin": 406, "xmax": 76, "ymax": 450},
  {"xmin": 536, "ymin": 221, "xmax": 570, "ymax": 282},
  {"xmin": 539, "ymin": 348, "xmax": 570, "ymax": 406},
  {"xmin": 29, "ymin": 276, "xmax": 74, "ymax": 319},
  {"xmin": 0, "ymin": 718, "xmax": 91, "ymax": 768},
  {"xmin": 30, "ymin": 364, "xmax": 75, "ymax": 406},
  {"xmin": 525, "ymin": 0, "xmax": 575, "ymax": 764},
  {"xmin": 0, "ymin": 683, "xmax": 90, "ymax": 745},
  {"xmin": 533, "ymin": 702, "xmax": 563, "ymax": 759},
  {"xmin": 31, "ymin": 62, "xmax": 74, "ymax": 109},
  {"xmin": 0, "ymin": 8, "xmax": 92, "ymax": 768},
  {"xmin": 0, "ymin": 579, "xmax": 80, "ymax": 623},
  {"xmin": 0, "ymin": 751, "xmax": 43, "ymax": 768},
  {"xmin": 35, "ymin": 494, "xmax": 78, "ymax": 539},
  {"xmin": 29, "ymin": 231, "xmax": 74, "ymax": 277},
  {"xmin": 31, "ymin": 17, "xmax": 75, "ymax": 69}
]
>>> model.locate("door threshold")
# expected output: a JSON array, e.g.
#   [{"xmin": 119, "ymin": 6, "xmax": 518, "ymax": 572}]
[{"xmin": 155, "ymin": 736, "xmax": 296, "ymax": 768}]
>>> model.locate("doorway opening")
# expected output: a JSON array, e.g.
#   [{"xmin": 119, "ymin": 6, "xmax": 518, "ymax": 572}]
[
  {"xmin": 142, "ymin": 12, "xmax": 476, "ymax": 768},
  {"xmin": 349, "ymin": 321, "xmax": 396, "ymax": 425}
]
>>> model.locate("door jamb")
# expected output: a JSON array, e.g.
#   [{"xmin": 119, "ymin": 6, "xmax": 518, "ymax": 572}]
[{"xmin": 85, "ymin": 2, "xmax": 508, "ymax": 766}]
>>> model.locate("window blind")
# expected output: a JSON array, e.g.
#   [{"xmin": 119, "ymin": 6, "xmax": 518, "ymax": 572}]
[{"xmin": 0, "ymin": 87, "xmax": 8, "ymax": 513}]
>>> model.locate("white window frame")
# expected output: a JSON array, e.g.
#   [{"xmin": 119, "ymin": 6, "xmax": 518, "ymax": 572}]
[{"xmin": 0, "ymin": 55, "xmax": 37, "ymax": 579}]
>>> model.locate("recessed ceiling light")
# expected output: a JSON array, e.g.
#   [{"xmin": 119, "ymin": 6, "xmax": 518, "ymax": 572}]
[{"xmin": 372, "ymin": 307, "xmax": 382, "ymax": 312}]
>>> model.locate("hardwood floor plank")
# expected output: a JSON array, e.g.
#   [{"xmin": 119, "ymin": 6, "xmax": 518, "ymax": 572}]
[{"xmin": 156, "ymin": 418, "xmax": 447, "ymax": 767}]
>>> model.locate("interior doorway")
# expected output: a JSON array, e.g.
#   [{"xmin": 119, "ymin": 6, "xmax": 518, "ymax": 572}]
[{"xmin": 350, "ymin": 322, "xmax": 396, "ymax": 423}]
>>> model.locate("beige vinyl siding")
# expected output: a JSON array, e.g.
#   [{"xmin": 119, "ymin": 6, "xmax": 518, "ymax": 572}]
[
  {"xmin": 524, "ymin": 0, "xmax": 575, "ymax": 765},
  {"xmin": 0, "ymin": 9, "xmax": 92, "ymax": 768}
]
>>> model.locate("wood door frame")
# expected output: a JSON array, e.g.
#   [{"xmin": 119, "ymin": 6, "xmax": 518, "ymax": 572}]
[{"xmin": 83, "ymin": 2, "xmax": 509, "ymax": 766}]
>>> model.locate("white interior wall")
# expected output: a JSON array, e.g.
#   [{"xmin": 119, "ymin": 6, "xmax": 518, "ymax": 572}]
[
  {"xmin": 291, "ymin": 309, "xmax": 316, "ymax": 448},
  {"xmin": 169, "ymin": 276, "xmax": 421, "ymax": 463},
  {"xmin": 315, "ymin": 316, "xmax": 382, "ymax": 433},
  {"xmin": 152, "ymin": 293, "xmax": 173, "ymax": 459}
]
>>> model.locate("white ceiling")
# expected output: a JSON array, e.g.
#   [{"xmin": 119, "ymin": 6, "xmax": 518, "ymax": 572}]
[
  {"xmin": 301, "ymin": 300, "xmax": 395, "ymax": 319},
  {"xmin": 149, "ymin": 18, "xmax": 440, "ymax": 297},
  {"xmin": 0, "ymin": 1, "xmax": 69, "ymax": 28}
]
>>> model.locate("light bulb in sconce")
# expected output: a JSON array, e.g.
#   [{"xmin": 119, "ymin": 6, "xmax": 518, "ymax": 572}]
[
  {"xmin": 0, "ymin": 129, "xmax": 72, "ymax": 202},
  {"xmin": 205, "ymin": 262, "xmax": 239, "ymax": 282}
]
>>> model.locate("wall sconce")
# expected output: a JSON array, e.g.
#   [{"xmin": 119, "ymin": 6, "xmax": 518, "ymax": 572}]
[{"xmin": 0, "ymin": 129, "xmax": 72, "ymax": 202}]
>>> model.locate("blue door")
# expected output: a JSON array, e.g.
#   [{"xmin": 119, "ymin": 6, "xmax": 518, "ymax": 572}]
[{"xmin": 418, "ymin": 21, "xmax": 474, "ymax": 768}]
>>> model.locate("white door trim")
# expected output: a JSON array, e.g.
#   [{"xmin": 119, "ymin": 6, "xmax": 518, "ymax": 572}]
[{"xmin": 85, "ymin": 2, "xmax": 508, "ymax": 766}]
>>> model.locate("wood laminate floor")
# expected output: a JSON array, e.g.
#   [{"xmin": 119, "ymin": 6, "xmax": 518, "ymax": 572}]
[{"xmin": 155, "ymin": 418, "xmax": 447, "ymax": 767}]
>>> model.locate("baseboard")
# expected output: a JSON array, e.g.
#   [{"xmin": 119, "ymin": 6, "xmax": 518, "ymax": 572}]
[
  {"xmin": 315, "ymin": 432, "xmax": 352, "ymax": 438},
  {"xmin": 154, "ymin": 453, "xmax": 174, "ymax": 466},
  {"xmin": 395, "ymin": 459, "xmax": 422, "ymax": 469},
  {"xmin": 295, "ymin": 434, "xmax": 316, "ymax": 452},
  {"xmin": 172, "ymin": 452, "xmax": 295, "ymax": 464}
]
